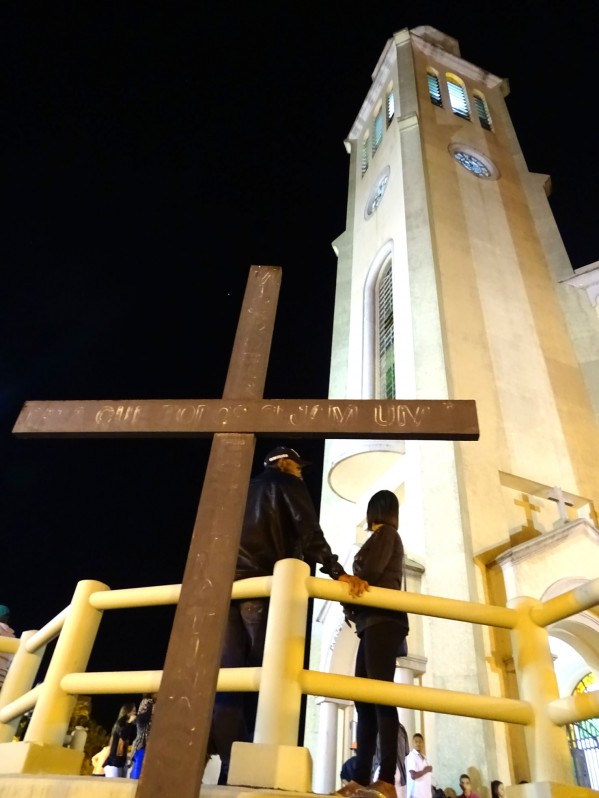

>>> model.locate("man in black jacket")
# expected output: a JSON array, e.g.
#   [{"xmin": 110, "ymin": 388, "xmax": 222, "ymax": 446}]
[{"xmin": 211, "ymin": 446, "xmax": 368, "ymax": 784}]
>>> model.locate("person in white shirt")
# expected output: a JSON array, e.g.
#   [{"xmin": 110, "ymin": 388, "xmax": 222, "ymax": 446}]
[{"xmin": 405, "ymin": 733, "xmax": 433, "ymax": 798}]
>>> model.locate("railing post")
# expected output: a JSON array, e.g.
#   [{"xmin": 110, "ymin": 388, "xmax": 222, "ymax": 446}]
[
  {"xmin": 25, "ymin": 580, "xmax": 108, "ymax": 747},
  {"xmin": 228, "ymin": 558, "xmax": 313, "ymax": 791},
  {"xmin": 0, "ymin": 580, "xmax": 109, "ymax": 775},
  {"xmin": 313, "ymin": 698, "xmax": 341, "ymax": 793},
  {"xmin": 0, "ymin": 631, "xmax": 45, "ymax": 743},
  {"xmin": 510, "ymin": 597, "xmax": 575, "ymax": 785},
  {"xmin": 254, "ymin": 557, "xmax": 310, "ymax": 744}
]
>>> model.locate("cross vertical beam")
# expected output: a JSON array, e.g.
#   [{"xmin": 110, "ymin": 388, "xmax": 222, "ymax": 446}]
[
  {"xmin": 547, "ymin": 486, "xmax": 574, "ymax": 524},
  {"xmin": 137, "ymin": 266, "xmax": 281, "ymax": 798}
]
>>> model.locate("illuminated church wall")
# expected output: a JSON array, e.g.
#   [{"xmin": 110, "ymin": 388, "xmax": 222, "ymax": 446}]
[{"xmin": 310, "ymin": 25, "xmax": 599, "ymax": 792}]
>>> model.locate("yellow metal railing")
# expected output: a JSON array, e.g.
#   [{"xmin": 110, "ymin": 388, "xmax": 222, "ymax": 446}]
[{"xmin": 1, "ymin": 558, "xmax": 598, "ymax": 789}]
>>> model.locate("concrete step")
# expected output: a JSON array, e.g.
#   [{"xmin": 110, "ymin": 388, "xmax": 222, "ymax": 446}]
[{"xmin": 0, "ymin": 775, "xmax": 322, "ymax": 798}]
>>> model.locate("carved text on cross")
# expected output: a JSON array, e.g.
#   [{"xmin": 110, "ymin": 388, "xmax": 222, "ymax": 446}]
[
  {"xmin": 14, "ymin": 397, "xmax": 478, "ymax": 439},
  {"xmin": 13, "ymin": 265, "xmax": 479, "ymax": 798}
]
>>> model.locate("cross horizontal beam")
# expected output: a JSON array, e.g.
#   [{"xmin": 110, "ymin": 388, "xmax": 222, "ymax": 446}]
[{"xmin": 13, "ymin": 398, "xmax": 479, "ymax": 440}]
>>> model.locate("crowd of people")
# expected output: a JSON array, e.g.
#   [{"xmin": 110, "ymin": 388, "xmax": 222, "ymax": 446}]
[
  {"xmin": 1, "ymin": 446, "xmax": 517, "ymax": 793},
  {"xmin": 1, "ymin": 600, "xmax": 157, "ymax": 780},
  {"xmin": 340, "ymin": 727, "xmax": 506, "ymax": 797},
  {"xmin": 90, "ymin": 693, "xmax": 157, "ymax": 779}
]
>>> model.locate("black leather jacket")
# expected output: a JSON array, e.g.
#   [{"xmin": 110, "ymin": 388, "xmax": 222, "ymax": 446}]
[{"xmin": 235, "ymin": 467, "xmax": 346, "ymax": 581}]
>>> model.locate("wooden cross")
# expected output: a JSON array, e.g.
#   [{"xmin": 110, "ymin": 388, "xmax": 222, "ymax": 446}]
[{"xmin": 13, "ymin": 265, "xmax": 479, "ymax": 798}]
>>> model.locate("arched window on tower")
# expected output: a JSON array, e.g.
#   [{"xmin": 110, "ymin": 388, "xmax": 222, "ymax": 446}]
[
  {"xmin": 361, "ymin": 133, "xmax": 370, "ymax": 176},
  {"xmin": 386, "ymin": 84, "xmax": 395, "ymax": 127},
  {"xmin": 426, "ymin": 68, "xmax": 443, "ymax": 107},
  {"xmin": 372, "ymin": 104, "xmax": 384, "ymax": 155},
  {"xmin": 472, "ymin": 90, "xmax": 493, "ymax": 130},
  {"xmin": 446, "ymin": 73, "xmax": 470, "ymax": 120},
  {"xmin": 376, "ymin": 260, "xmax": 395, "ymax": 399}
]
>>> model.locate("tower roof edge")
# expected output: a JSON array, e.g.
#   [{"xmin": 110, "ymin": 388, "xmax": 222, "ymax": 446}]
[{"xmin": 409, "ymin": 25, "xmax": 461, "ymax": 56}]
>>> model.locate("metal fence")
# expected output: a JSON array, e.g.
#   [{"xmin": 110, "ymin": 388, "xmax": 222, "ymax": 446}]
[{"xmin": 1, "ymin": 559, "xmax": 599, "ymax": 790}]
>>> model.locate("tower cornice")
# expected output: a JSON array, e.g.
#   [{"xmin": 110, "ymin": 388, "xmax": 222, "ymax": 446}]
[
  {"xmin": 410, "ymin": 26, "xmax": 508, "ymax": 95},
  {"xmin": 345, "ymin": 26, "xmax": 508, "ymax": 145}
]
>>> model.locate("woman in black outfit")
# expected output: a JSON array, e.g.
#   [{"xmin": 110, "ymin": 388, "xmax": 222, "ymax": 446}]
[
  {"xmin": 340, "ymin": 489, "xmax": 409, "ymax": 798},
  {"xmin": 103, "ymin": 702, "xmax": 137, "ymax": 778}
]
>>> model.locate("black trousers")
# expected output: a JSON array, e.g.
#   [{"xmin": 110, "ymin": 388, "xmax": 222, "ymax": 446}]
[
  {"xmin": 211, "ymin": 598, "xmax": 269, "ymax": 784},
  {"xmin": 353, "ymin": 621, "xmax": 406, "ymax": 786}
]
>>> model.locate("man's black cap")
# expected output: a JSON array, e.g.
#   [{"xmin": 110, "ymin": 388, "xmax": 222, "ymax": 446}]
[{"xmin": 263, "ymin": 446, "xmax": 311, "ymax": 468}]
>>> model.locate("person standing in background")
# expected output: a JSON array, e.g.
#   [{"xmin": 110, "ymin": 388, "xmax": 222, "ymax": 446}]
[
  {"xmin": 374, "ymin": 721, "xmax": 410, "ymax": 797},
  {"xmin": 405, "ymin": 733, "xmax": 433, "ymax": 798},
  {"xmin": 103, "ymin": 703, "xmax": 137, "ymax": 778},
  {"xmin": 457, "ymin": 773, "xmax": 480, "ymax": 798},
  {"xmin": 129, "ymin": 693, "xmax": 157, "ymax": 779},
  {"xmin": 341, "ymin": 744, "xmax": 360, "ymax": 785}
]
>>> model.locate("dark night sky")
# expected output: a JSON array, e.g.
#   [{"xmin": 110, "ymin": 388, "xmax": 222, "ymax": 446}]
[{"xmin": 1, "ymin": 2, "xmax": 597, "ymax": 728}]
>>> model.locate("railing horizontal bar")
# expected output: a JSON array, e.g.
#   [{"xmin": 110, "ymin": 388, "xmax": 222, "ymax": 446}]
[
  {"xmin": 25, "ymin": 608, "xmax": 68, "ymax": 652},
  {"xmin": 548, "ymin": 690, "xmax": 599, "ymax": 727},
  {"xmin": 88, "ymin": 576, "xmax": 272, "ymax": 611},
  {"xmin": 300, "ymin": 670, "xmax": 533, "ymax": 726},
  {"xmin": 60, "ymin": 667, "xmax": 262, "ymax": 697},
  {"xmin": 308, "ymin": 577, "xmax": 517, "ymax": 630},
  {"xmin": 217, "ymin": 667, "xmax": 261, "ymax": 692},
  {"xmin": 86, "ymin": 571, "xmax": 599, "ymax": 633},
  {"xmin": 0, "ymin": 638, "xmax": 19, "ymax": 655},
  {"xmin": 531, "ymin": 577, "xmax": 599, "ymax": 627},
  {"xmin": 90, "ymin": 585, "xmax": 181, "ymax": 609},
  {"xmin": 0, "ymin": 684, "xmax": 42, "ymax": 724},
  {"xmin": 61, "ymin": 671, "xmax": 163, "ymax": 695},
  {"xmin": 232, "ymin": 576, "xmax": 272, "ymax": 600}
]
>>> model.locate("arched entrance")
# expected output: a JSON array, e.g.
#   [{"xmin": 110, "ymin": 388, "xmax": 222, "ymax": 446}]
[
  {"xmin": 546, "ymin": 578, "xmax": 599, "ymax": 791},
  {"xmin": 565, "ymin": 672, "xmax": 599, "ymax": 789}
]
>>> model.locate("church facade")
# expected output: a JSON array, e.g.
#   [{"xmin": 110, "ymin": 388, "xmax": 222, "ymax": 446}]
[{"xmin": 308, "ymin": 26, "xmax": 599, "ymax": 795}]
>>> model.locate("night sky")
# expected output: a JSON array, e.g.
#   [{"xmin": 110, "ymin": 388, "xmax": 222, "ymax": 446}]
[{"xmin": 1, "ymin": 2, "xmax": 597, "ymax": 729}]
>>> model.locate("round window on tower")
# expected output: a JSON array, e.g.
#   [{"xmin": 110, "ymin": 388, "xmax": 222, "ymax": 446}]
[
  {"xmin": 448, "ymin": 144, "xmax": 499, "ymax": 180},
  {"xmin": 365, "ymin": 166, "xmax": 391, "ymax": 219}
]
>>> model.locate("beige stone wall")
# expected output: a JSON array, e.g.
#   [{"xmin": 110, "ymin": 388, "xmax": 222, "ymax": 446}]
[
  {"xmin": 410, "ymin": 30, "xmax": 599, "ymax": 786},
  {"xmin": 412, "ymin": 36, "xmax": 599, "ymax": 554}
]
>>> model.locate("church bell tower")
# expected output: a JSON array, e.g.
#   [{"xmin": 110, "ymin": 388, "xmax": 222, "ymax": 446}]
[{"xmin": 312, "ymin": 25, "xmax": 599, "ymax": 793}]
